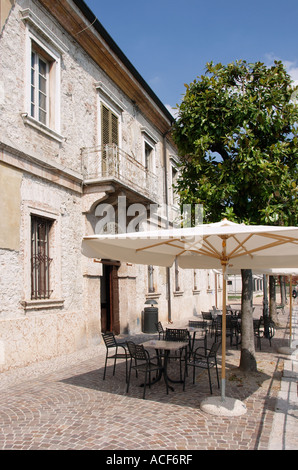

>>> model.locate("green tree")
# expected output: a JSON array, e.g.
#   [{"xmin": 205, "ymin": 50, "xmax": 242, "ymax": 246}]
[{"xmin": 172, "ymin": 60, "xmax": 298, "ymax": 371}]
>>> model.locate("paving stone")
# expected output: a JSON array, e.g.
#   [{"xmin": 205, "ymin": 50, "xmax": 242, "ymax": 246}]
[{"xmin": 0, "ymin": 309, "xmax": 297, "ymax": 451}]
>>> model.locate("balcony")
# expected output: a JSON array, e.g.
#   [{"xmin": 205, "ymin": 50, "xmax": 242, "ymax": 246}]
[{"xmin": 81, "ymin": 144, "xmax": 158, "ymax": 202}]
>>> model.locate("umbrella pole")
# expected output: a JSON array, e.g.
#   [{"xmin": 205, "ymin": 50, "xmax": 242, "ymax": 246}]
[
  {"xmin": 221, "ymin": 241, "xmax": 227, "ymax": 403},
  {"xmin": 289, "ymin": 275, "xmax": 293, "ymax": 348}
]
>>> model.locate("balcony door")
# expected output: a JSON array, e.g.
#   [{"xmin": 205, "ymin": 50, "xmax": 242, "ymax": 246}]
[{"xmin": 100, "ymin": 261, "xmax": 120, "ymax": 334}]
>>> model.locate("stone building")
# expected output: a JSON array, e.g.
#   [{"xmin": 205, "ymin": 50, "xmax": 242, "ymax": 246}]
[{"xmin": 0, "ymin": 0, "xmax": 220, "ymax": 372}]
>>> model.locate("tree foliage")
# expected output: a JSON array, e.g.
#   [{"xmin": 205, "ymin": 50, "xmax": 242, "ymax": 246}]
[{"xmin": 172, "ymin": 60, "xmax": 298, "ymax": 226}]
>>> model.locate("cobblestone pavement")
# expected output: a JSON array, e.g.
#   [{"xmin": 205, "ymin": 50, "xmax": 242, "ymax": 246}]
[{"xmin": 0, "ymin": 307, "xmax": 297, "ymax": 451}]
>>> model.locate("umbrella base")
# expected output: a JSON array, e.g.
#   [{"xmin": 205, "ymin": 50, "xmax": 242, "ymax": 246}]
[
  {"xmin": 277, "ymin": 346, "xmax": 296, "ymax": 356},
  {"xmin": 200, "ymin": 396, "xmax": 247, "ymax": 417}
]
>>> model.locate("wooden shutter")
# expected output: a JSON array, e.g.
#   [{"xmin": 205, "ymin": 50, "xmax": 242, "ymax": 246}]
[
  {"xmin": 111, "ymin": 112, "xmax": 118, "ymax": 145},
  {"xmin": 101, "ymin": 104, "xmax": 119, "ymax": 175},
  {"xmin": 101, "ymin": 104, "xmax": 110, "ymax": 146},
  {"xmin": 101, "ymin": 104, "xmax": 118, "ymax": 146}
]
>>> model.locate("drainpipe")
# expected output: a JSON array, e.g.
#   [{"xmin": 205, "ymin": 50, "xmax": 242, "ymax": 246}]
[{"xmin": 163, "ymin": 129, "xmax": 172, "ymax": 323}]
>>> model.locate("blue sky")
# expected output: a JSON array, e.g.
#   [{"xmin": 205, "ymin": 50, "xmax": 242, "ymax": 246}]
[{"xmin": 84, "ymin": 0, "xmax": 298, "ymax": 115}]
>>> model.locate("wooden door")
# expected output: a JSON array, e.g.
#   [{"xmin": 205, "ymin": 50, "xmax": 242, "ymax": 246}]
[{"xmin": 101, "ymin": 262, "xmax": 120, "ymax": 334}]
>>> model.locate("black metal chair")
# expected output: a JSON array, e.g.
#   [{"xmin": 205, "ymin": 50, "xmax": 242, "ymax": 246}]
[
  {"xmin": 188, "ymin": 320, "xmax": 208, "ymax": 355},
  {"xmin": 254, "ymin": 317, "xmax": 276, "ymax": 350},
  {"xmin": 213, "ymin": 315, "xmax": 235, "ymax": 346},
  {"xmin": 126, "ymin": 341, "xmax": 167, "ymax": 399},
  {"xmin": 102, "ymin": 332, "xmax": 128, "ymax": 381},
  {"xmin": 201, "ymin": 311, "xmax": 213, "ymax": 335},
  {"xmin": 155, "ymin": 321, "xmax": 165, "ymax": 339},
  {"xmin": 184, "ymin": 341, "xmax": 221, "ymax": 394},
  {"xmin": 165, "ymin": 328, "xmax": 190, "ymax": 379},
  {"xmin": 231, "ymin": 316, "xmax": 242, "ymax": 349}
]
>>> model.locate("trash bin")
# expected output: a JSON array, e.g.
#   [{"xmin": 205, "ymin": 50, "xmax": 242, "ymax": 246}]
[{"xmin": 142, "ymin": 300, "xmax": 158, "ymax": 333}]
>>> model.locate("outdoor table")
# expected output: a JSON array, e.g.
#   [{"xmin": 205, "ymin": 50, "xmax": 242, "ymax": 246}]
[{"xmin": 142, "ymin": 339, "xmax": 189, "ymax": 391}]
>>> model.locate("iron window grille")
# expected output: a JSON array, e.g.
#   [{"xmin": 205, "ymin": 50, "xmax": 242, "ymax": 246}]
[{"xmin": 31, "ymin": 216, "xmax": 53, "ymax": 300}]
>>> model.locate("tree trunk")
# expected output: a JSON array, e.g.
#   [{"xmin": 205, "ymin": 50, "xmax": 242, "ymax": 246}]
[
  {"xmin": 279, "ymin": 275, "xmax": 286, "ymax": 306},
  {"xmin": 269, "ymin": 275, "xmax": 279, "ymax": 325},
  {"xmin": 239, "ymin": 269, "xmax": 257, "ymax": 372}
]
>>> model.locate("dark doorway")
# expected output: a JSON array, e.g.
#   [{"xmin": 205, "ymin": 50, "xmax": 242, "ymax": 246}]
[{"xmin": 100, "ymin": 261, "xmax": 120, "ymax": 334}]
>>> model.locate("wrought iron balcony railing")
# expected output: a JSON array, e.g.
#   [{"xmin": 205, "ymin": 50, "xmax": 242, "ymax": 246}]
[{"xmin": 81, "ymin": 144, "xmax": 157, "ymax": 200}]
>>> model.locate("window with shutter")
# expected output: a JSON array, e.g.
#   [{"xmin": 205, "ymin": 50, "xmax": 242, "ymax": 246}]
[
  {"xmin": 101, "ymin": 104, "xmax": 119, "ymax": 174},
  {"xmin": 101, "ymin": 104, "xmax": 119, "ymax": 145}
]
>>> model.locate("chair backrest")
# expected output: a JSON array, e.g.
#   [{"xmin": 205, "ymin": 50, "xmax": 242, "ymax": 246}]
[
  {"xmin": 102, "ymin": 332, "xmax": 117, "ymax": 348},
  {"xmin": 155, "ymin": 321, "xmax": 164, "ymax": 334},
  {"xmin": 189, "ymin": 320, "xmax": 207, "ymax": 329},
  {"xmin": 208, "ymin": 341, "xmax": 221, "ymax": 358},
  {"xmin": 165, "ymin": 328, "xmax": 189, "ymax": 342},
  {"xmin": 126, "ymin": 341, "xmax": 149, "ymax": 362},
  {"xmin": 201, "ymin": 311, "xmax": 212, "ymax": 320}
]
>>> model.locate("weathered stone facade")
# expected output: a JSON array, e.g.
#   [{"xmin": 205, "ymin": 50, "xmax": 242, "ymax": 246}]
[{"xmin": 0, "ymin": 0, "xmax": 220, "ymax": 372}]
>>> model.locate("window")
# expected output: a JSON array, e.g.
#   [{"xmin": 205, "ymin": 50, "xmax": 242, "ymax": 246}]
[
  {"xmin": 174, "ymin": 258, "xmax": 180, "ymax": 292},
  {"xmin": 148, "ymin": 265, "xmax": 155, "ymax": 293},
  {"xmin": 193, "ymin": 269, "xmax": 198, "ymax": 291},
  {"xmin": 101, "ymin": 103, "xmax": 119, "ymax": 174},
  {"xmin": 31, "ymin": 49, "xmax": 49, "ymax": 126},
  {"xmin": 31, "ymin": 216, "xmax": 53, "ymax": 300},
  {"xmin": 144, "ymin": 142, "xmax": 154, "ymax": 172},
  {"xmin": 141, "ymin": 128, "xmax": 157, "ymax": 173},
  {"xmin": 101, "ymin": 103, "xmax": 119, "ymax": 147},
  {"xmin": 21, "ymin": 9, "xmax": 67, "ymax": 141}
]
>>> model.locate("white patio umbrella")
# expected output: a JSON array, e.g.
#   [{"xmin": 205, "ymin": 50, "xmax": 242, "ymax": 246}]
[{"xmin": 82, "ymin": 219, "xmax": 298, "ymax": 415}]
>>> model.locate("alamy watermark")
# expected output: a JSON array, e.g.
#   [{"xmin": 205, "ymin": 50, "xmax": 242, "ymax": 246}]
[{"xmin": 94, "ymin": 196, "xmax": 203, "ymax": 237}]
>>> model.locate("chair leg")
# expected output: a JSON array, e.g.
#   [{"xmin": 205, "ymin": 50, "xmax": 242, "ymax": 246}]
[
  {"xmin": 126, "ymin": 360, "xmax": 132, "ymax": 393},
  {"xmin": 143, "ymin": 368, "xmax": 148, "ymax": 399},
  {"xmin": 125, "ymin": 355, "xmax": 128, "ymax": 383},
  {"xmin": 103, "ymin": 354, "xmax": 108, "ymax": 380},
  {"xmin": 207, "ymin": 367, "xmax": 213, "ymax": 394},
  {"xmin": 215, "ymin": 362, "xmax": 220, "ymax": 389},
  {"xmin": 183, "ymin": 362, "xmax": 187, "ymax": 391},
  {"xmin": 163, "ymin": 352, "xmax": 170, "ymax": 395}
]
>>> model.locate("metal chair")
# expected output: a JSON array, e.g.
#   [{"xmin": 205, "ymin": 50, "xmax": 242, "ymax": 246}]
[
  {"xmin": 165, "ymin": 328, "xmax": 189, "ymax": 342},
  {"xmin": 155, "ymin": 321, "xmax": 165, "ymax": 339},
  {"xmin": 165, "ymin": 328, "xmax": 190, "ymax": 379},
  {"xmin": 188, "ymin": 320, "xmax": 208, "ymax": 355},
  {"xmin": 102, "ymin": 332, "xmax": 128, "ymax": 381},
  {"xmin": 254, "ymin": 317, "xmax": 275, "ymax": 350},
  {"xmin": 184, "ymin": 341, "xmax": 221, "ymax": 394},
  {"xmin": 213, "ymin": 315, "xmax": 235, "ymax": 346},
  {"xmin": 201, "ymin": 311, "xmax": 213, "ymax": 335},
  {"xmin": 126, "ymin": 341, "xmax": 167, "ymax": 399}
]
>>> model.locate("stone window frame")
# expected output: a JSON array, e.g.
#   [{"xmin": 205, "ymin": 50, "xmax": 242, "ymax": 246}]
[
  {"xmin": 21, "ymin": 9, "xmax": 67, "ymax": 143},
  {"xmin": 141, "ymin": 127, "xmax": 158, "ymax": 174},
  {"xmin": 21, "ymin": 202, "xmax": 64, "ymax": 312},
  {"xmin": 95, "ymin": 82, "xmax": 124, "ymax": 150}
]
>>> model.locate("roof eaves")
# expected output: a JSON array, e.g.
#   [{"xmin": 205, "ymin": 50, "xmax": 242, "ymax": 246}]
[{"xmin": 72, "ymin": 0, "xmax": 175, "ymax": 125}]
